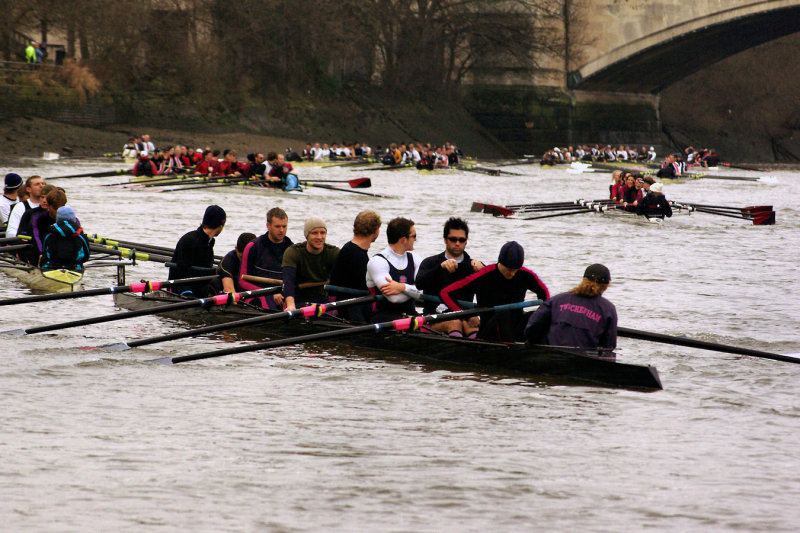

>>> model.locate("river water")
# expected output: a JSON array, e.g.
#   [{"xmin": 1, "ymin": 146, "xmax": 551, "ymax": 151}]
[{"xmin": 1, "ymin": 158, "xmax": 799, "ymax": 531}]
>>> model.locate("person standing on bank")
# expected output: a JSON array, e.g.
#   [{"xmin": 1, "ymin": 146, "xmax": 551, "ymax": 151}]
[
  {"xmin": 168, "ymin": 205, "xmax": 226, "ymax": 297},
  {"xmin": 282, "ymin": 217, "xmax": 340, "ymax": 311},
  {"xmin": 416, "ymin": 217, "xmax": 484, "ymax": 337},
  {"xmin": 365, "ymin": 217, "xmax": 422, "ymax": 322},
  {"xmin": 524, "ymin": 264, "xmax": 617, "ymax": 351},
  {"xmin": 329, "ymin": 210, "xmax": 382, "ymax": 322},
  {"xmin": 440, "ymin": 241, "xmax": 549, "ymax": 341}
]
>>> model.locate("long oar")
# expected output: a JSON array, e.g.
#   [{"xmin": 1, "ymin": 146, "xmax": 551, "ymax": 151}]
[
  {"xmin": 470, "ymin": 202, "xmax": 515, "ymax": 217},
  {"xmin": 84, "ymin": 234, "xmax": 223, "ymax": 261},
  {"xmin": 0, "ymin": 236, "xmax": 23, "ymax": 245},
  {"xmin": 618, "ymin": 327, "xmax": 799, "ymax": 365},
  {"xmin": 352, "ymin": 164, "xmax": 411, "ymax": 172},
  {"xmin": 95, "ymin": 295, "xmax": 378, "ymax": 351},
  {"xmin": 301, "ymin": 178, "xmax": 372, "ymax": 188},
  {"xmin": 673, "ymin": 203, "xmax": 772, "ymax": 215},
  {"xmin": 301, "ymin": 182, "xmax": 392, "ymax": 198},
  {"xmin": 672, "ymin": 203, "xmax": 776, "ymax": 225},
  {"xmin": 0, "ymin": 287, "xmax": 282, "ymax": 336},
  {"xmin": 0, "ymin": 275, "xmax": 218, "ymax": 306},
  {"xmin": 88, "ymin": 243, "xmax": 172, "ymax": 263},
  {"xmin": 46, "ymin": 169, "xmax": 132, "ymax": 179},
  {"xmin": 520, "ymin": 209, "xmax": 594, "ymax": 220},
  {"xmin": 506, "ymin": 199, "xmax": 610, "ymax": 209},
  {"xmin": 155, "ymin": 177, "xmax": 281, "ymax": 193},
  {"xmin": 150, "ymin": 300, "xmax": 541, "ymax": 364},
  {"xmin": 0, "ymin": 244, "xmax": 30, "ymax": 254},
  {"xmin": 105, "ymin": 173, "xmax": 207, "ymax": 187}
]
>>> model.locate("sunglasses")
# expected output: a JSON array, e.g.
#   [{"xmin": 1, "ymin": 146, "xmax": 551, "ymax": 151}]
[
  {"xmin": 447, "ymin": 237, "xmax": 467, "ymax": 243},
  {"xmin": 407, "ymin": 234, "xmax": 417, "ymax": 239}
]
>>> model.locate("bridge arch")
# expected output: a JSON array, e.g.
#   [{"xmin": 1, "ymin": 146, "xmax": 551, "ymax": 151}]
[{"xmin": 571, "ymin": 1, "xmax": 800, "ymax": 93}]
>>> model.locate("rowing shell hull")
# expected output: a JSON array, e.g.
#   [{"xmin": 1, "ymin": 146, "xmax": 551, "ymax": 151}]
[
  {"xmin": 0, "ymin": 260, "xmax": 83, "ymax": 293},
  {"xmin": 113, "ymin": 291, "xmax": 662, "ymax": 390}
]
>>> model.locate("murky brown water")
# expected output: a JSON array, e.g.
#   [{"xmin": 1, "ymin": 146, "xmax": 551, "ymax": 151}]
[{"xmin": 1, "ymin": 158, "xmax": 799, "ymax": 531}]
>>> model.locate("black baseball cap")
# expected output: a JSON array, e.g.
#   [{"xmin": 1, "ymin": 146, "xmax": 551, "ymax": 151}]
[{"xmin": 584, "ymin": 264, "xmax": 610, "ymax": 284}]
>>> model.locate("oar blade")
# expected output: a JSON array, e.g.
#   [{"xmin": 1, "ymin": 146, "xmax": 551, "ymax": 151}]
[
  {"xmin": 349, "ymin": 177, "xmax": 372, "ymax": 188},
  {"xmin": 751, "ymin": 210, "xmax": 776, "ymax": 225},
  {"xmin": 149, "ymin": 356, "xmax": 176, "ymax": 364}
]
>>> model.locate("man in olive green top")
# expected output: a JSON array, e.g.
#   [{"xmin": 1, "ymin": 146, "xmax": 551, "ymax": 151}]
[{"xmin": 282, "ymin": 216, "xmax": 340, "ymax": 310}]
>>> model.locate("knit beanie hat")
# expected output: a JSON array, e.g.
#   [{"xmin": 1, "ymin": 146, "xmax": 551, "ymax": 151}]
[
  {"xmin": 304, "ymin": 216, "xmax": 327, "ymax": 237},
  {"xmin": 4, "ymin": 173, "xmax": 23, "ymax": 190},
  {"xmin": 497, "ymin": 241, "xmax": 524, "ymax": 269},
  {"xmin": 202, "ymin": 205, "xmax": 226, "ymax": 228},
  {"xmin": 56, "ymin": 206, "xmax": 77, "ymax": 223}
]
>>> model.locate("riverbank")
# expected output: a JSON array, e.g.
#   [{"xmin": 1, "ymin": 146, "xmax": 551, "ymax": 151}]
[{"xmin": 0, "ymin": 117, "xmax": 308, "ymax": 168}]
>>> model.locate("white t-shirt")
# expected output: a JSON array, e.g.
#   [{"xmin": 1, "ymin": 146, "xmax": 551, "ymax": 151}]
[
  {"xmin": 5, "ymin": 199, "xmax": 39, "ymax": 237},
  {"xmin": 366, "ymin": 246, "xmax": 422, "ymax": 304},
  {"xmin": 0, "ymin": 194, "xmax": 18, "ymax": 224}
]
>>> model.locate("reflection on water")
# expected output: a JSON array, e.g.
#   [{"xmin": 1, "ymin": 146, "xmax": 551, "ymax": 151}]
[{"xmin": 1, "ymin": 159, "xmax": 799, "ymax": 530}]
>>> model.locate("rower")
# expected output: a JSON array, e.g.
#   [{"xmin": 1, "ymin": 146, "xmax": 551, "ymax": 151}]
[
  {"xmin": 246, "ymin": 152, "xmax": 266, "ymax": 178},
  {"xmin": 657, "ymin": 153, "xmax": 681, "ymax": 178},
  {"xmin": 329, "ymin": 210, "xmax": 382, "ymax": 323},
  {"xmin": 440, "ymin": 241, "xmax": 549, "ymax": 342},
  {"xmin": 609, "ymin": 170, "xmax": 623, "ymax": 200},
  {"xmin": 524, "ymin": 264, "xmax": 616, "ymax": 352},
  {"xmin": 416, "ymin": 217, "xmax": 484, "ymax": 337},
  {"xmin": 216, "ymin": 232, "xmax": 256, "ymax": 294},
  {"xmin": 365, "ymin": 217, "xmax": 421, "ymax": 322},
  {"xmin": 622, "ymin": 174, "xmax": 645, "ymax": 211},
  {"xmin": 282, "ymin": 217, "xmax": 340, "ymax": 311},
  {"xmin": 6, "ymin": 175, "xmax": 44, "ymax": 239},
  {"xmin": 40, "ymin": 206, "xmax": 90, "ymax": 272},
  {"xmin": 1, "ymin": 173, "xmax": 23, "ymax": 225},
  {"xmin": 239, "ymin": 207, "xmax": 293, "ymax": 309},
  {"xmin": 168, "ymin": 205, "xmax": 226, "ymax": 297},
  {"xmin": 17, "ymin": 186, "xmax": 67, "ymax": 265},
  {"xmin": 636, "ymin": 182, "xmax": 672, "ymax": 218},
  {"xmin": 132, "ymin": 151, "xmax": 159, "ymax": 177},
  {"xmin": 267, "ymin": 152, "xmax": 300, "ymax": 191}
]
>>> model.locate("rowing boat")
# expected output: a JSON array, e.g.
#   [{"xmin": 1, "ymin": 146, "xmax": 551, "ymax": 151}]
[
  {"xmin": 0, "ymin": 254, "xmax": 83, "ymax": 293},
  {"xmin": 112, "ymin": 289, "xmax": 662, "ymax": 390}
]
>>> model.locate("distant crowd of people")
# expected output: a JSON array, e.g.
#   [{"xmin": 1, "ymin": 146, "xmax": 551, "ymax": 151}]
[
  {"xmin": 541, "ymin": 143, "xmax": 722, "ymax": 169},
  {"xmin": 122, "ymin": 134, "xmax": 466, "ymax": 186}
]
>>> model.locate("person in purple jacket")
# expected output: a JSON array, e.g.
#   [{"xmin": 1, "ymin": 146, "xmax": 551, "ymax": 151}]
[{"xmin": 524, "ymin": 264, "xmax": 617, "ymax": 351}]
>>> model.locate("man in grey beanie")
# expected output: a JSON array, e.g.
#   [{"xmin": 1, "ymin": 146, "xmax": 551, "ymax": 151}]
[{"xmin": 281, "ymin": 216, "xmax": 340, "ymax": 311}]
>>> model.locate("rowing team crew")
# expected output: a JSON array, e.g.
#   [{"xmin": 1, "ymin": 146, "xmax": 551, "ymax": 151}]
[
  {"xmin": 541, "ymin": 144, "xmax": 657, "ymax": 165},
  {"xmin": 132, "ymin": 149, "xmax": 302, "ymax": 189},
  {"xmin": 609, "ymin": 170, "xmax": 672, "ymax": 218},
  {"xmin": 0, "ymin": 173, "xmax": 90, "ymax": 271},
  {"xmin": 169, "ymin": 205, "xmax": 618, "ymax": 351},
  {"xmin": 377, "ymin": 142, "xmax": 464, "ymax": 169}
]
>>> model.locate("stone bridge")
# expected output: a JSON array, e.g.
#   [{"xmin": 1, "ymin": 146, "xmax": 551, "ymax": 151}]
[{"xmin": 571, "ymin": 0, "xmax": 800, "ymax": 93}]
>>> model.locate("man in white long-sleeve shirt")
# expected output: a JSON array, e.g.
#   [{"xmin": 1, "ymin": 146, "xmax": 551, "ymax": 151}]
[
  {"xmin": 5, "ymin": 175, "xmax": 44, "ymax": 238},
  {"xmin": 366, "ymin": 217, "xmax": 422, "ymax": 321}
]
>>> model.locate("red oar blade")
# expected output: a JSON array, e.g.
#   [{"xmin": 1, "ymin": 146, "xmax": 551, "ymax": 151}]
[
  {"xmin": 742, "ymin": 205, "xmax": 773, "ymax": 215},
  {"xmin": 751, "ymin": 211, "xmax": 776, "ymax": 225},
  {"xmin": 349, "ymin": 178, "xmax": 372, "ymax": 188}
]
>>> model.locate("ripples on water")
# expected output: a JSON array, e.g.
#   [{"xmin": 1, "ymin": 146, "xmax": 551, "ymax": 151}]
[{"xmin": 1, "ymin": 159, "xmax": 799, "ymax": 531}]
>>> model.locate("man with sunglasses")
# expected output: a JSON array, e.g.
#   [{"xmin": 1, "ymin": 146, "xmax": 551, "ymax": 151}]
[
  {"xmin": 416, "ymin": 217, "xmax": 484, "ymax": 337},
  {"xmin": 366, "ymin": 217, "xmax": 421, "ymax": 322}
]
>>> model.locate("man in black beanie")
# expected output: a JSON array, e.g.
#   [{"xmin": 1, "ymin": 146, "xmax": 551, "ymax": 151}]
[{"xmin": 168, "ymin": 205, "xmax": 226, "ymax": 297}]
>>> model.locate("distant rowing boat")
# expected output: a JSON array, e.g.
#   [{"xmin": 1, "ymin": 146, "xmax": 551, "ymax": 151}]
[{"xmin": 112, "ymin": 289, "xmax": 662, "ymax": 390}]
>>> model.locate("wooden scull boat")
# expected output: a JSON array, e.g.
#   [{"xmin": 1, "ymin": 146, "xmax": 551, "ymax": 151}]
[{"xmin": 112, "ymin": 289, "xmax": 662, "ymax": 391}]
